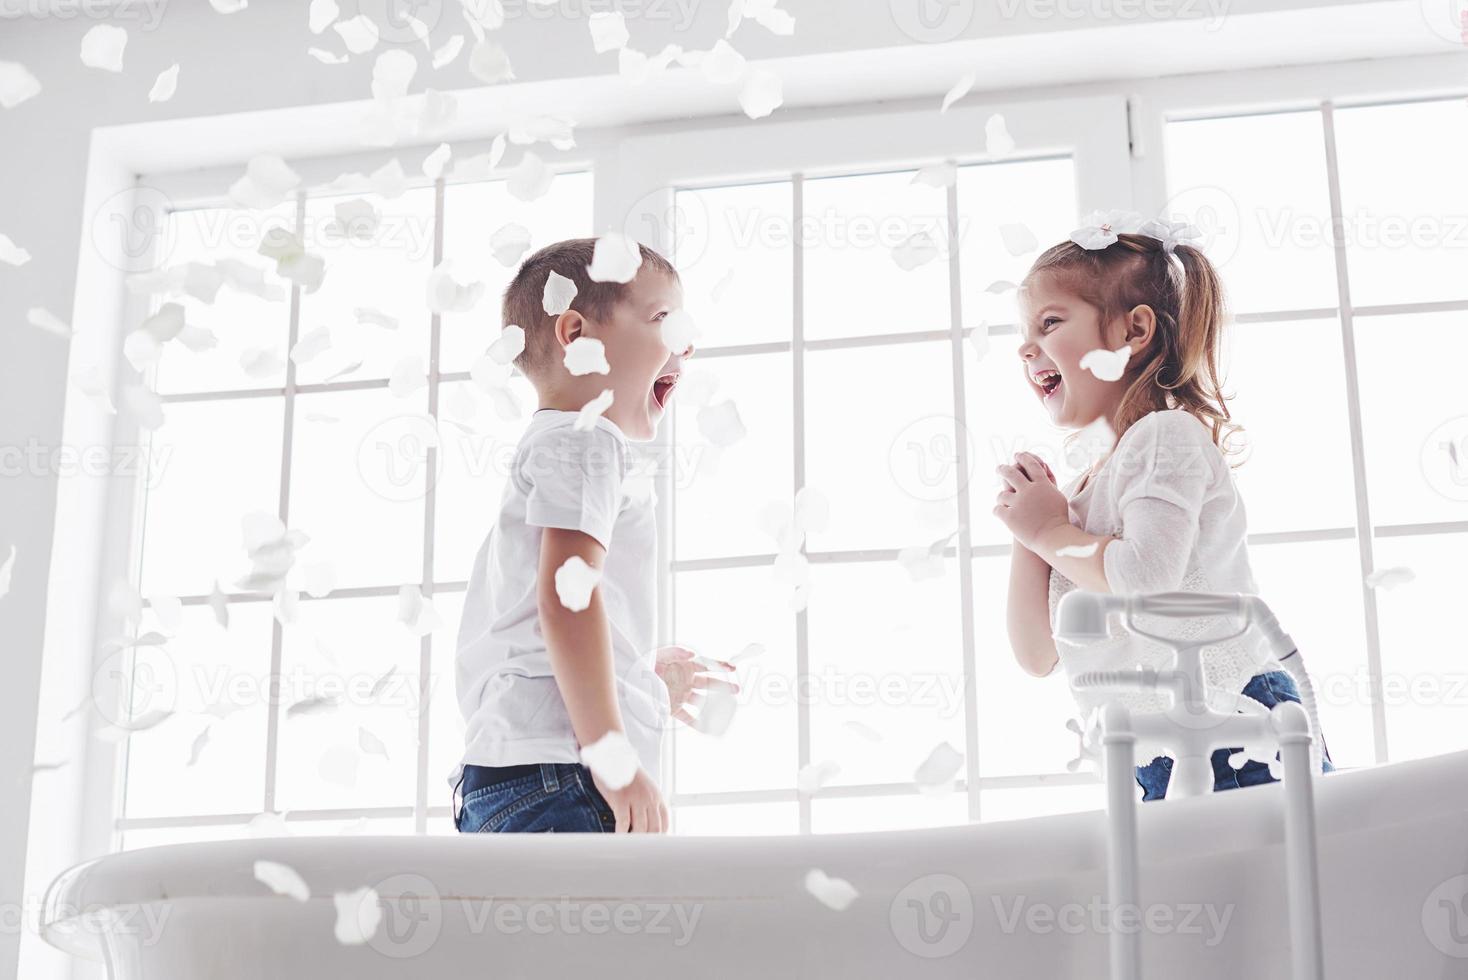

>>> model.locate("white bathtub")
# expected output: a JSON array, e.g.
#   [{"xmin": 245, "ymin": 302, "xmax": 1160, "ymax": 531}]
[{"xmin": 42, "ymin": 749, "xmax": 1468, "ymax": 979}]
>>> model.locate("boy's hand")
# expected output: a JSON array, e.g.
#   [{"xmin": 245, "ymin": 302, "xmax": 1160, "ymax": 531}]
[
  {"xmin": 994, "ymin": 451, "xmax": 1070, "ymax": 552},
  {"xmin": 593, "ymin": 767, "xmax": 669, "ymax": 833},
  {"xmin": 654, "ymin": 645, "xmax": 739, "ymax": 727}
]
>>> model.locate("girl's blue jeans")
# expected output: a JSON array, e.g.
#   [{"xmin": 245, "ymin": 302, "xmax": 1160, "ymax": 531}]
[
  {"xmin": 1135, "ymin": 669, "xmax": 1335, "ymax": 802},
  {"xmin": 454, "ymin": 762, "xmax": 617, "ymax": 833}
]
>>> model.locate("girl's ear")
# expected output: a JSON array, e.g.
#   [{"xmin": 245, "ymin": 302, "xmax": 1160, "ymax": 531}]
[{"xmin": 1124, "ymin": 303, "xmax": 1157, "ymax": 348}]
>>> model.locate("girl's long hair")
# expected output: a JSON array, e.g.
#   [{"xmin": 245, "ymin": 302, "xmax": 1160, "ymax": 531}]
[{"xmin": 1023, "ymin": 232, "xmax": 1246, "ymax": 469}]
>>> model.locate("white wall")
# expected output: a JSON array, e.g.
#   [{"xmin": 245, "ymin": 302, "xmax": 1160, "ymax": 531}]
[{"xmin": 0, "ymin": 0, "xmax": 1448, "ymax": 975}]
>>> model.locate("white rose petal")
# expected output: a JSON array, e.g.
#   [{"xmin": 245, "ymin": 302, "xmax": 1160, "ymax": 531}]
[
  {"xmin": 303, "ymin": 562, "xmax": 336, "ymax": 598},
  {"xmin": 80, "ymin": 24, "xmax": 128, "ymax": 72},
  {"xmin": 914, "ymin": 740, "xmax": 964, "ymax": 793},
  {"xmin": 289, "ymin": 325, "xmax": 332, "ymax": 366},
  {"xmin": 332, "ymin": 887, "xmax": 382, "ymax": 945},
  {"xmin": 148, "ymin": 64, "xmax": 179, "ymax": 103},
  {"xmin": 941, "ymin": 71, "xmax": 974, "ymax": 113},
  {"xmin": 0, "ymin": 61, "xmax": 42, "ymax": 109},
  {"xmin": 334, "ymin": 15, "xmax": 380, "ymax": 54},
  {"xmin": 892, "ymin": 231, "xmax": 939, "ymax": 271},
  {"xmin": 432, "ymin": 35, "xmax": 465, "ymax": 69},
  {"xmin": 1079, "ymin": 344, "xmax": 1133, "ymax": 383},
  {"xmin": 0, "ymin": 232, "xmax": 30, "ymax": 266},
  {"xmin": 468, "ymin": 39, "xmax": 514, "ymax": 83},
  {"xmin": 370, "ymin": 158, "xmax": 407, "ymax": 200},
  {"xmin": 986, "ymin": 113, "xmax": 1016, "ymax": 157},
  {"xmin": 0, "ymin": 544, "xmax": 15, "ymax": 599},
  {"xmin": 586, "ymin": 232, "xmax": 643, "ymax": 284},
  {"xmin": 371, "ymin": 49, "xmax": 418, "ymax": 101},
  {"xmin": 554, "ymin": 555, "xmax": 601, "ymax": 612},
  {"xmin": 488, "ymin": 324, "xmax": 525, "ymax": 365},
  {"xmin": 697, "ymin": 400, "xmax": 746, "ymax": 447},
  {"xmin": 490, "ymin": 222, "xmax": 532, "ymax": 267},
  {"xmin": 388, "ymin": 355, "xmax": 428, "ymax": 398},
  {"xmin": 358, "ymin": 727, "xmax": 389, "ymax": 759},
  {"xmin": 574, "ymin": 389, "xmax": 614, "ymax": 431},
  {"xmin": 700, "ymin": 39, "xmax": 746, "ymax": 83},
  {"xmin": 1365, "ymin": 566, "xmax": 1416, "ymax": 591},
  {"xmin": 660, "ymin": 309, "xmax": 699, "ymax": 354},
  {"xmin": 229, "ymin": 154, "xmax": 301, "ymax": 210},
  {"xmin": 26, "ymin": 307, "xmax": 73, "ymax": 338},
  {"xmin": 426, "ymin": 260, "xmax": 485, "ymax": 314},
  {"xmin": 588, "ymin": 11, "xmax": 629, "ymax": 52},
  {"xmin": 397, "ymin": 584, "xmax": 443, "ymax": 636},
  {"xmin": 506, "ymin": 150, "xmax": 552, "ymax": 202},
  {"xmin": 209, "ymin": 0, "xmax": 247, "ymax": 11},
  {"xmin": 912, "ymin": 162, "xmax": 957, "ymax": 189},
  {"xmin": 1056, "ymin": 543, "xmax": 1099, "ymax": 558},
  {"xmin": 355, "ymin": 308, "xmax": 398, "ymax": 330},
  {"xmin": 254, "ymin": 860, "xmax": 310, "ymax": 902},
  {"xmin": 308, "ymin": 48, "xmax": 348, "ymax": 65},
  {"xmin": 422, "ymin": 142, "xmax": 452, "ymax": 180},
  {"xmin": 309, "ymin": 0, "xmax": 339, "ymax": 33},
  {"xmin": 999, "ymin": 222, "xmax": 1037, "ymax": 256},
  {"xmin": 797, "ymin": 759, "xmax": 840, "ymax": 795},
  {"xmin": 804, "ymin": 869, "xmax": 858, "ymax": 911},
  {"xmin": 738, "ymin": 68, "xmax": 782, "ymax": 119},
  {"xmin": 542, "ymin": 269, "xmax": 578, "ymax": 316},
  {"xmin": 328, "ymin": 198, "xmax": 379, "ymax": 241},
  {"xmin": 240, "ymin": 347, "xmax": 284, "ymax": 380},
  {"xmin": 579, "ymin": 729, "xmax": 638, "ymax": 790}
]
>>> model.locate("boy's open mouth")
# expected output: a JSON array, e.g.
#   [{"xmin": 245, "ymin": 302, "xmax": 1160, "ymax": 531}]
[{"xmin": 651, "ymin": 373, "xmax": 679, "ymax": 410}]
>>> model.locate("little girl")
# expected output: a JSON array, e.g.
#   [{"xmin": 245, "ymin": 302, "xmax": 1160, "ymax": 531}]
[{"xmin": 994, "ymin": 223, "xmax": 1334, "ymax": 800}]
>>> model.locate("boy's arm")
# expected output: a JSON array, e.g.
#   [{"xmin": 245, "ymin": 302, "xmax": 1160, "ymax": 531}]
[
  {"xmin": 537, "ymin": 526, "xmax": 623, "ymax": 747},
  {"xmin": 1006, "ymin": 537, "xmax": 1059, "ymax": 678},
  {"xmin": 537, "ymin": 526, "xmax": 667, "ymax": 833}
]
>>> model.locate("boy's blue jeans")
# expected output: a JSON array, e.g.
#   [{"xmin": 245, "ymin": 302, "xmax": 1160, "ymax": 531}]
[
  {"xmin": 1135, "ymin": 669, "xmax": 1336, "ymax": 801},
  {"xmin": 454, "ymin": 762, "xmax": 617, "ymax": 833}
]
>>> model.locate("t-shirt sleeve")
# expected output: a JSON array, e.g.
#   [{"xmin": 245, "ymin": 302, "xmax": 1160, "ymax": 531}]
[
  {"xmin": 519, "ymin": 425, "xmax": 626, "ymax": 551},
  {"xmin": 1102, "ymin": 412, "xmax": 1217, "ymax": 595}
]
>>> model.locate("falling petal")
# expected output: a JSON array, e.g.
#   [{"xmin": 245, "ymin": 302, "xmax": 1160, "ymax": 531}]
[
  {"xmin": 308, "ymin": 48, "xmax": 348, "ymax": 65},
  {"xmin": 328, "ymin": 198, "xmax": 379, "ymax": 242},
  {"xmin": 185, "ymin": 725, "xmax": 212, "ymax": 766},
  {"xmin": 892, "ymin": 231, "xmax": 939, "ymax": 271},
  {"xmin": 0, "ymin": 232, "xmax": 30, "ymax": 267},
  {"xmin": 985, "ymin": 113, "xmax": 1015, "ymax": 157},
  {"xmin": 0, "ymin": 544, "xmax": 15, "ymax": 599},
  {"xmin": 999, "ymin": 222, "xmax": 1037, "ymax": 256},
  {"xmin": 797, "ymin": 759, "xmax": 840, "ymax": 795},
  {"xmin": 369, "ymin": 665, "xmax": 397, "ymax": 699},
  {"xmin": 588, "ymin": 11, "xmax": 629, "ymax": 52},
  {"xmin": 1365, "ymin": 566, "xmax": 1416, "ymax": 591},
  {"xmin": 334, "ymin": 15, "xmax": 379, "ymax": 54},
  {"xmin": 147, "ymin": 594, "xmax": 183, "ymax": 633},
  {"xmin": 843, "ymin": 720, "xmax": 883, "ymax": 742},
  {"xmin": 700, "ymin": 39, "xmax": 746, "ymax": 83},
  {"xmin": 554, "ymin": 555, "xmax": 601, "ymax": 612},
  {"xmin": 148, "ymin": 64, "xmax": 179, "ymax": 103},
  {"xmin": 0, "ymin": 61, "xmax": 42, "ymax": 109},
  {"xmin": 286, "ymin": 694, "xmax": 339, "ymax": 719},
  {"xmin": 397, "ymin": 584, "xmax": 442, "ymax": 636},
  {"xmin": 661, "ymin": 309, "xmax": 699, "ymax": 354},
  {"xmin": 370, "ymin": 158, "xmax": 407, "ymax": 199},
  {"xmin": 302, "ymin": 562, "xmax": 336, "ymax": 598},
  {"xmin": 804, "ymin": 869, "xmax": 858, "ymax": 911},
  {"xmin": 333, "ymin": 887, "xmax": 382, "ymax": 945},
  {"xmin": 358, "ymin": 727, "xmax": 389, "ymax": 759},
  {"xmin": 209, "ymin": 0, "xmax": 247, "ymax": 11},
  {"xmin": 255, "ymin": 860, "xmax": 310, "ymax": 902},
  {"xmin": 914, "ymin": 740, "xmax": 964, "ymax": 792},
  {"xmin": 506, "ymin": 150, "xmax": 552, "ymax": 202},
  {"xmin": 289, "ymin": 326, "xmax": 332, "ymax": 367},
  {"xmin": 912, "ymin": 162, "xmax": 957, "ymax": 189},
  {"xmin": 711, "ymin": 267, "xmax": 735, "ymax": 304},
  {"xmin": 697, "ymin": 400, "xmax": 746, "ymax": 448},
  {"xmin": 490, "ymin": 222, "xmax": 531, "ymax": 267},
  {"xmin": 941, "ymin": 72, "xmax": 974, "ymax": 113},
  {"xmin": 432, "ymin": 34, "xmax": 465, "ymax": 69},
  {"xmin": 371, "ymin": 49, "xmax": 417, "ymax": 101},
  {"xmin": 80, "ymin": 24, "xmax": 127, "ymax": 72},
  {"xmin": 309, "ymin": 0, "xmax": 339, "ymax": 33},
  {"xmin": 586, "ymin": 232, "xmax": 643, "ymax": 283},
  {"xmin": 355, "ymin": 308, "xmax": 398, "ymax": 330},
  {"xmin": 1079, "ymin": 345, "xmax": 1132, "ymax": 383},
  {"xmin": 388, "ymin": 355, "xmax": 428, "ymax": 398},
  {"xmin": 580, "ymin": 730, "xmax": 638, "ymax": 789},
  {"xmin": 1057, "ymin": 543, "xmax": 1099, "ymax": 558},
  {"xmin": 120, "ymin": 383, "xmax": 164, "ymax": 430},
  {"xmin": 426, "ymin": 260, "xmax": 485, "ymax": 314},
  {"xmin": 318, "ymin": 744, "xmax": 360, "ymax": 787},
  {"xmin": 738, "ymin": 68, "xmax": 782, "ymax": 119},
  {"xmin": 207, "ymin": 581, "xmax": 230, "ymax": 627},
  {"xmin": 468, "ymin": 39, "xmax": 514, "ymax": 83},
  {"xmin": 967, "ymin": 326, "xmax": 990, "ymax": 362},
  {"xmin": 487, "ymin": 325, "xmax": 525, "ymax": 367},
  {"xmin": 422, "ymin": 142, "xmax": 451, "ymax": 180},
  {"xmin": 26, "ymin": 307, "xmax": 72, "ymax": 339},
  {"xmin": 240, "ymin": 347, "xmax": 285, "ymax": 379},
  {"xmin": 229, "ymin": 155, "xmax": 301, "ymax": 210},
  {"xmin": 897, "ymin": 543, "xmax": 945, "ymax": 581},
  {"xmin": 574, "ymin": 389, "xmax": 614, "ymax": 431},
  {"xmin": 543, "ymin": 270, "xmax": 578, "ymax": 316}
]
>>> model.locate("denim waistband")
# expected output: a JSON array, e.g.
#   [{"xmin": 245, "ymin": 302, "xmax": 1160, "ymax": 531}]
[{"xmin": 462, "ymin": 762, "xmax": 557, "ymax": 797}]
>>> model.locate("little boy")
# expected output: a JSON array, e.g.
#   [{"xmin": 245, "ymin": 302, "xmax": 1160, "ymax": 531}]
[{"xmin": 450, "ymin": 238, "xmax": 730, "ymax": 834}]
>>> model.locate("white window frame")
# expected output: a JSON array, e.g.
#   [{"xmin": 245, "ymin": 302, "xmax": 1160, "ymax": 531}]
[{"xmin": 612, "ymin": 94, "xmax": 1136, "ymax": 830}]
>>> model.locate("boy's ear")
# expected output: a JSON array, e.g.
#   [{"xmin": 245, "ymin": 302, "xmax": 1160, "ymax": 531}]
[{"xmin": 552, "ymin": 309, "xmax": 585, "ymax": 350}]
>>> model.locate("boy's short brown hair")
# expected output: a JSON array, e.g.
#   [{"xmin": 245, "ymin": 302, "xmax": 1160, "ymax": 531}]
[{"xmin": 502, "ymin": 238, "xmax": 679, "ymax": 380}]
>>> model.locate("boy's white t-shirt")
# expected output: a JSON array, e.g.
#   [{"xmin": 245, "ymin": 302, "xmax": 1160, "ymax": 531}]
[
  {"xmin": 450, "ymin": 408, "xmax": 668, "ymax": 795},
  {"xmin": 1048, "ymin": 408, "xmax": 1283, "ymax": 717}
]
